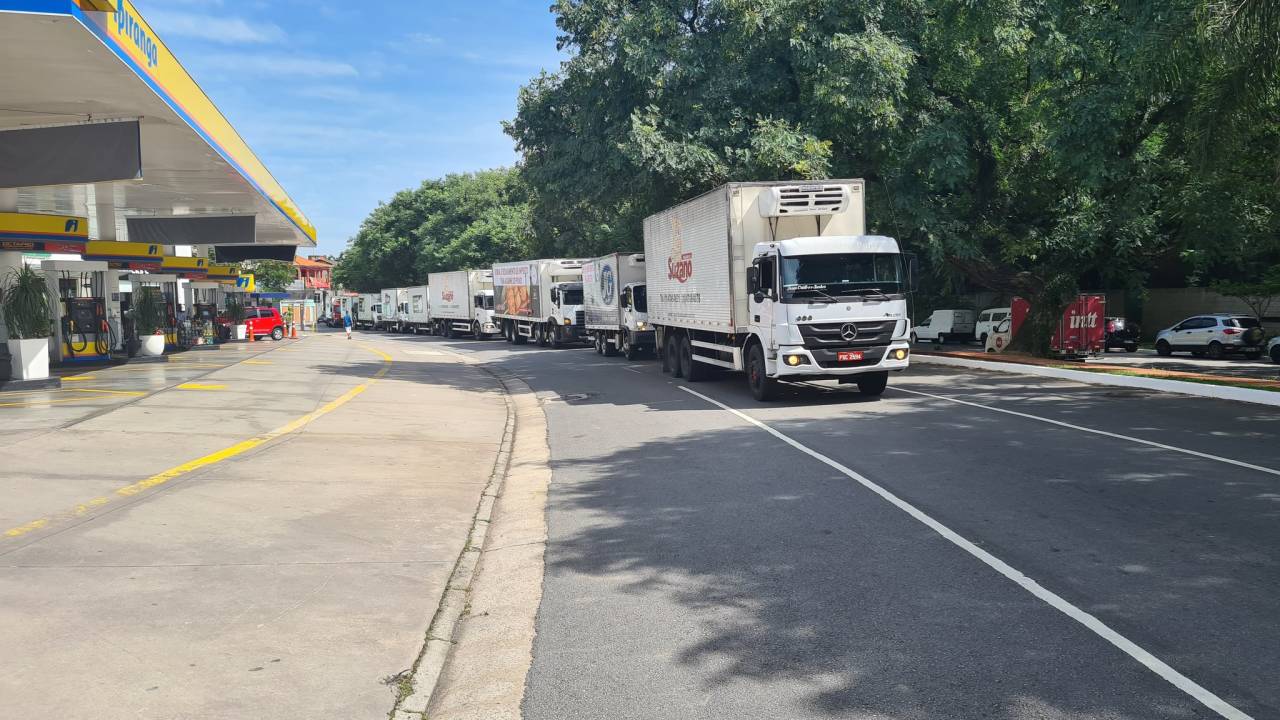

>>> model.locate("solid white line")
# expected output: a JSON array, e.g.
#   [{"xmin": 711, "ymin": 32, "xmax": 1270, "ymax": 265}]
[
  {"xmin": 678, "ymin": 385, "xmax": 1254, "ymax": 720},
  {"xmin": 892, "ymin": 387, "xmax": 1280, "ymax": 478}
]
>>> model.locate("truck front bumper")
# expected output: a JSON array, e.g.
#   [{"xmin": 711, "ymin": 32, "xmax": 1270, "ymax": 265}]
[{"xmin": 771, "ymin": 342, "xmax": 911, "ymax": 378}]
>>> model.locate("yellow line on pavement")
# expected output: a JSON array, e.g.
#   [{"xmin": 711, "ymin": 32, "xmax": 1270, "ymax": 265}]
[
  {"xmin": 0, "ymin": 392, "xmax": 144, "ymax": 408},
  {"xmin": 3, "ymin": 343, "xmax": 393, "ymax": 540},
  {"xmin": 176, "ymin": 383, "xmax": 227, "ymax": 391},
  {"xmin": 62, "ymin": 375, "xmax": 96, "ymax": 381}
]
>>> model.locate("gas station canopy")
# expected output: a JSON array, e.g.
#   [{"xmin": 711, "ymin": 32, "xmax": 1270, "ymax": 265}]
[{"xmin": 0, "ymin": 0, "xmax": 315, "ymax": 248}]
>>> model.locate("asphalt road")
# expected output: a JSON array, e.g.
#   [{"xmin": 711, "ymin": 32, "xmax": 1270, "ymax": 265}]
[{"xmin": 394, "ymin": 332, "xmax": 1278, "ymax": 719}]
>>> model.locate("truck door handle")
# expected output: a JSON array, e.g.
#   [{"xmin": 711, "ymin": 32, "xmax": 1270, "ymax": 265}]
[{"xmin": 754, "ymin": 315, "xmax": 761, "ymax": 322}]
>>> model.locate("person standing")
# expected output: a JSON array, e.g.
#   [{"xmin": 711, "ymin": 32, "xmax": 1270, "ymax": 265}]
[{"xmin": 342, "ymin": 311, "xmax": 353, "ymax": 340}]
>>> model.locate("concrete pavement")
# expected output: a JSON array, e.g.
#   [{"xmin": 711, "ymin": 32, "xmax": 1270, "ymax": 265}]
[{"xmin": 0, "ymin": 330, "xmax": 510, "ymax": 719}]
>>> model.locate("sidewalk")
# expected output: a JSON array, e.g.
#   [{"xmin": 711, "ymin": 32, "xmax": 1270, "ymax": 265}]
[{"xmin": 0, "ymin": 332, "xmax": 510, "ymax": 719}]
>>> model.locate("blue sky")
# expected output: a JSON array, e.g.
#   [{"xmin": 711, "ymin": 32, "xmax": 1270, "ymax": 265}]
[{"xmin": 132, "ymin": 0, "xmax": 566, "ymax": 256}]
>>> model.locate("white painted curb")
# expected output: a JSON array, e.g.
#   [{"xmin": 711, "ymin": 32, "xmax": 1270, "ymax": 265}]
[{"xmin": 915, "ymin": 353, "xmax": 1280, "ymax": 408}]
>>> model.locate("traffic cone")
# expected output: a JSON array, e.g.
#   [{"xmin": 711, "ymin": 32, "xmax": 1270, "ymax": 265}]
[
  {"xmin": 291, "ymin": 324, "xmax": 298, "ymax": 339},
  {"xmin": 248, "ymin": 326, "xmax": 255, "ymax": 343}
]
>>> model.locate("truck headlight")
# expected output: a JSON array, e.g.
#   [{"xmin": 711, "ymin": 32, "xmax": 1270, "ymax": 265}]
[
  {"xmin": 892, "ymin": 348, "xmax": 909, "ymax": 361},
  {"xmin": 635, "ymin": 322, "xmax": 648, "ymax": 330},
  {"xmin": 563, "ymin": 318, "xmax": 572, "ymax": 325},
  {"xmin": 784, "ymin": 354, "xmax": 808, "ymax": 367}
]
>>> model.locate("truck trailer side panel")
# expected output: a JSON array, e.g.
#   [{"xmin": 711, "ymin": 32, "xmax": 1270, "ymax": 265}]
[
  {"xmin": 584, "ymin": 252, "xmax": 645, "ymax": 329},
  {"xmin": 428, "ymin": 270, "xmax": 474, "ymax": 321}
]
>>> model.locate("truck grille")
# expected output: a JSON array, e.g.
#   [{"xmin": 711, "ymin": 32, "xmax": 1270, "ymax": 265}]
[
  {"xmin": 574, "ymin": 310, "xmax": 585, "ymax": 326},
  {"xmin": 798, "ymin": 321, "xmax": 895, "ymax": 350}
]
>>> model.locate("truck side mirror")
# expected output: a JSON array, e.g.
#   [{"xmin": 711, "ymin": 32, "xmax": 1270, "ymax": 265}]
[{"xmin": 746, "ymin": 266, "xmax": 758, "ymax": 294}]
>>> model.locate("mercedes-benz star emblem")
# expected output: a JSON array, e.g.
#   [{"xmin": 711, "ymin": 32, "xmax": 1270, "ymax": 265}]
[{"xmin": 840, "ymin": 323, "xmax": 859, "ymax": 341}]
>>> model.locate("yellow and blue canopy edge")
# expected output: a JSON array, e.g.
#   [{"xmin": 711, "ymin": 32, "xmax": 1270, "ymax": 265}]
[{"xmin": 0, "ymin": 0, "xmax": 317, "ymax": 246}]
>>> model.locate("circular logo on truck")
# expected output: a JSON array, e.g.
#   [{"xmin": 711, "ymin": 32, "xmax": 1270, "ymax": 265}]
[
  {"xmin": 600, "ymin": 265, "xmax": 616, "ymax": 305},
  {"xmin": 840, "ymin": 324, "xmax": 859, "ymax": 341}
]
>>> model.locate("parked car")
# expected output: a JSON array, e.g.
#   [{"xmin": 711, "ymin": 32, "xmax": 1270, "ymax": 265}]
[
  {"xmin": 217, "ymin": 306, "xmax": 286, "ymax": 341},
  {"xmin": 912, "ymin": 309, "xmax": 976, "ymax": 344},
  {"xmin": 975, "ymin": 307, "xmax": 1011, "ymax": 346},
  {"xmin": 1103, "ymin": 316, "xmax": 1140, "ymax": 352},
  {"xmin": 1154, "ymin": 314, "xmax": 1265, "ymax": 359},
  {"xmin": 1269, "ymin": 335, "xmax": 1280, "ymax": 364}
]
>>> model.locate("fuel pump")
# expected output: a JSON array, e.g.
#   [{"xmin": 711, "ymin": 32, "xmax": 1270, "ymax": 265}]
[{"xmin": 43, "ymin": 260, "xmax": 113, "ymax": 364}]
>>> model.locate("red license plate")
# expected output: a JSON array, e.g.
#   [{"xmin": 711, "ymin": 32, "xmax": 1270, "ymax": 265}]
[{"xmin": 837, "ymin": 351, "xmax": 864, "ymax": 363}]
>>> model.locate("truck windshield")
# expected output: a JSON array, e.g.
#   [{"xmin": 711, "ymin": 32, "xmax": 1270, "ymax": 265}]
[
  {"xmin": 632, "ymin": 285, "xmax": 648, "ymax": 312},
  {"xmin": 480, "ymin": 295, "xmax": 495, "ymax": 310},
  {"xmin": 560, "ymin": 283, "xmax": 583, "ymax": 305},
  {"xmin": 781, "ymin": 253, "xmax": 903, "ymax": 298}
]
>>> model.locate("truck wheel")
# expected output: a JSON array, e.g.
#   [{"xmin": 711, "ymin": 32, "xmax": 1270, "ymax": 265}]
[
  {"xmin": 473, "ymin": 321, "xmax": 485, "ymax": 340},
  {"xmin": 513, "ymin": 324, "xmax": 528, "ymax": 345},
  {"xmin": 593, "ymin": 333, "xmax": 604, "ymax": 355},
  {"xmin": 855, "ymin": 371, "xmax": 889, "ymax": 397},
  {"xmin": 747, "ymin": 344, "xmax": 777, "ymax": 401},
  {"xmin": 669, "ymin": 335, "xmax": 686, "ymax": 378},
  {"xmin": 1155, "ymin": 340, "xmax": 1172, "ymax": 356},
  {"xmin": 550, "ymin": 325, "xmax": 563, "ymax": 349},
  {"xmin": 1207, "ymin": 341, "xmax": 1224, "ymax": 360},
  {"xmin": 603, "ymin": 333, "xmax": 619, "ymax": 357},
  {"xmin": 622, "ymin": 332, "xmax": 639, "ymax": 361}
]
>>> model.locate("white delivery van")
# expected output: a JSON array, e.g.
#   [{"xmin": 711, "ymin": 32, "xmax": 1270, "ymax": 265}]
[
  {"xmin": 975, "ymin": 307, "xmax": 1011, "ymax": 345},
  {"xmin": 645, "ymin": 180, "xmax": 914, "ymax": 401},
  {"xmin": 492, "ymin": 258, "xmax": 591, "ymax": 347},
  {"xmin": 428, "ymin": 270, "xmax": 501, "ymax": 339},
  {"xmin": 911, "ymin": 310, "xmax": 976, "ymax": 344}
]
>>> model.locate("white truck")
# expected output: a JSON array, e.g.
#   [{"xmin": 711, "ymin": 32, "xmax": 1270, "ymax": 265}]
[
  {"xmin": 354, "ymin": 293, "xmax": 381, "ymax": 330},
  {"xmin": 492, "ymin": 258, "xmax": 591, "ymax": 347},
  {"xmin": 583, "ymin": 252, "xmax": 653, "ymax": 360},
  {"xmin": 378, "ymin": 287, "xmax": 412, "ymax": 332},
  {"xmin": 403, "ymin": 285, "xmax": 431, "ymax": 334},
  {"xmin": 645, "ymin": 180, "xmax": 914, "ymax": 401},
  {"xmin": 428, "ymin": 270, "xmax": 501, "ymax": 339}
]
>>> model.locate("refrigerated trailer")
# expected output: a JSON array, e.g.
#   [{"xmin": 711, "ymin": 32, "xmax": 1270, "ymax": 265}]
[
  {"xmin": 492, "ymin": 258, "xmax": 591, "ymax": 347},
  {"xmin": 583, "ymin": 252, "xmax": 653, "ymax": 360},
  {"xmin": 404, "ymin": 285, "xmax": 431, "ymax": 333},
  {"xmin": 428, "ymin": 270, "xmax": 501, "ymax": 339},
  {"xmin": 354, "ymin": 293, "xmax": 381, "ymax": 329},
  {"xmin": 378, "ymin": 288, "xmax": 412, "ymax": 332},
  {"xmin": 645, "ymin": 180, "xmax": 914, "ymax": 401}
]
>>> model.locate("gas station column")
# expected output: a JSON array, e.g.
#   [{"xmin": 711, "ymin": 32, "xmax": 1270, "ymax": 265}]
[
  {"xmin": 0, "ymin": 188, "xmax": 22, "ymax": 349},
  {"xmin": 94, "ymin": 182, "xmax": 124, "ymax": 351}
]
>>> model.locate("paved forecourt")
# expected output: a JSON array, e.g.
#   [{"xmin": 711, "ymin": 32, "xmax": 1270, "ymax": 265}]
[{"xmin": 0, "ymin": 330, "xmax": 508, "ymax": 719}]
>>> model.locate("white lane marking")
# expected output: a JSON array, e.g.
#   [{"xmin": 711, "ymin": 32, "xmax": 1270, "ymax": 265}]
[
  {"xmin": 678, "ymin": 385, "xmax": 1254, "ymax": 720},
  {"xmin": 893, "ymin": 387, "xmax": 1280, "ymax": 479}
]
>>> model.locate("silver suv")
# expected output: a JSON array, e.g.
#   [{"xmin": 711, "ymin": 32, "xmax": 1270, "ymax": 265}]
[{"xmin": 1155, "ymin": 314, "xmax": 1266, "ymax": 360}]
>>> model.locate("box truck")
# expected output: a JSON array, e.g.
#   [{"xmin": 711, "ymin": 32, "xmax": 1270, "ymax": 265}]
[
  {"xmin": 492, "ymin": 258, "xmax": 591, "ymax": 347},
  {"xmin": 583, "ymin": 252, "xmax": 653, "ymax": 360},
  {"xmin": 354, "ymin": 293, "xmax": 381, "ymax": 329},
  {"xmin": 403, "ymin": 285, "xmax": 431, "ymax": 333},
  {"xmin": 378, "ymin": 287, "xmax": 412, "ymax": 332},
  {"xmin": 428, "ymin": 270, "xmax": 501, "ymax": 339},
  {"xmin": 645, "ymin": 180, "xmax": 914, "ymax": 401}
]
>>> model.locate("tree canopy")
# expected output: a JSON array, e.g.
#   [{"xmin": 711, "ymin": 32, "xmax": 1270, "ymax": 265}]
[
  {"xmin": 339, "ymin": 0, "xmax": 1279, "ymax": 349},
  {"xmin": 334, "ymin": 169, "xmax": 532, "ymax": 293}
]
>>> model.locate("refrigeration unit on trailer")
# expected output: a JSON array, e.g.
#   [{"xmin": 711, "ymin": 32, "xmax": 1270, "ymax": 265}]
[
  {"xmin": 492, "ymin": 258, "xmax": 591, "ymax": 347},
  {"xmin": 645, "ymin": 180, "xmax": 915, "ymax": 401},
  {"xmin": 404, "ymin": 285, "xmax": 431, "ymax": 333},
  {"xmin": 583, "ymin": 252, "xmax": 653, "ymax": 360},
  {"xmin": 428, "ymin": 270, "xmax": 501, "ymax": 339},
  {"xmin": 354, "ymin": 293, "xmax": 382, "ymax": 329}
]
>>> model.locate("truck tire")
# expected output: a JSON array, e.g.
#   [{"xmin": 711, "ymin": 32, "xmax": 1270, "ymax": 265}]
[
  {"xmin": 855, "ymin": 371, "xmax": 889, "ymax": 397},
  {"xmin": 550, "ymin": 325, "xmax": 564, "ymax": 349},
  {"xmin": 473, "ymin": 321, "xmax": 485, "ymax": 340},
  {"xmin": 669, "ymin": 334, "xmax": 685, "ymax": 378},
  {"xmin": 513, "ymin": 323, "xmax": 528, "ymax": 345},
  {"xmin": 594, "ymin": 333, "xmax": 604, "ymax": 355},
  {"xmin": 622, "ymin": 331, "xmax": 640, "ymax": 361},
  {"xmin": 603, "ymin": 333, "xmax": 619, "ymax": 357},
  {"xmin": 747, "ymin": 344, "xmax": 777, "ymax": 401}
]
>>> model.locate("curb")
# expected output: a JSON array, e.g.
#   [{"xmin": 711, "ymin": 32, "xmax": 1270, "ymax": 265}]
[
  {"xmin": 915, "ymin": 353, "xmax": 1280, "ymax": 408},
  {"xmin": 390, "ymin": 359, "xmax": 524, "ymax": 719}
]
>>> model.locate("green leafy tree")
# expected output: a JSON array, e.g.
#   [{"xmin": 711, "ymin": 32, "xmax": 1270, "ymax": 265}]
[
  {"xmin": 242, "ymin": 260, "xmax": 298, "ymax": 293},
  {"xmin": 334, "ymin": 169, "xmax": 533, "ymax": 292}
]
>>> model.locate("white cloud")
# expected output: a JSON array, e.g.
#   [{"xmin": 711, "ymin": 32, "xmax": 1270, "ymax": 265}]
[
  {"xmin": 146, "ymin": 11, "xmax": 283, "ymax": 44},
  {"xmin": 194, "ymin": 53, "xmax": 359, "ymax": 78}
]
